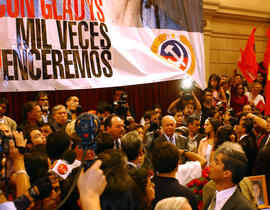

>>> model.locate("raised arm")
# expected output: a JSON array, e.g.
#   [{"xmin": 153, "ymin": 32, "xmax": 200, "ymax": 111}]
[{"xmin": 179, "ymin": 149, "xmax": 207, "ymax": 169}]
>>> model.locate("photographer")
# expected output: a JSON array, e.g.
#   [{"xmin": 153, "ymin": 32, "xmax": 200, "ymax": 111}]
[
  {"xmin": 0, "ymin": 124, "xmax": 29, "ymax": 198},
  {"xmin": 112, "ymin": 87, "xmax": 135, "ymax": 125},
  {"xmin": 168, "ymin": 78, "xmax": 201, "ymax": 115},
  {"xmin": 170, "ymin": 93, "xmax": 201, "ymax": 127},
  {"xmin": 143, "ymin": 110, "xmax": 162, "ymax": 151}
]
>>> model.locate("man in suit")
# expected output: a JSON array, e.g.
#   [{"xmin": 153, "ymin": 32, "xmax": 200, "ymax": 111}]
[
  {"xmin": 121, "ymin": 131, "xmax": 144, "ymax": 170},
  {"xmin": 203, "ymin": 142, "xmax": 256, "ymax": 210},
  {"xmin": 104, "ymin": 115, "xmax": 125, "ymax": 149},
  {"xmin": 236, "ymin": 118, "xmax": 257, "ymax": 175},
  {"xmin": 50, "ymin": 104, "xmax": 68, "ymax": 132},
  {"xmin": 151, "ymin": 142, "xmax": 198, "ymax": 210},
  {"xmin": 152, "ymin": 115, "xmax": 188, "ymax": 150},
  {"xmin": 151, "ymin": 115, "xmax": 188, "ymax": 163}
]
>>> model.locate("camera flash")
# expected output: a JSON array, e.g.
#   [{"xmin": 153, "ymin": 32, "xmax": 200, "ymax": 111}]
[{"xmin": 182, "ymin": 77, "xmax": 193, "ymax": 89}]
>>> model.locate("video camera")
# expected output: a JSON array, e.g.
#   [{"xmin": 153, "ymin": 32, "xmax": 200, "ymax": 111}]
[
  {"xmin": 0, "ymin": 130, "xmax": 13, "ymax": 155},
  {"xmin": 113, "ymin": 92, "xmax": 128, "ymax": 116},
  {"xmin": 75, "ymin": 112, "xmax": 100, "ymax": 150}
]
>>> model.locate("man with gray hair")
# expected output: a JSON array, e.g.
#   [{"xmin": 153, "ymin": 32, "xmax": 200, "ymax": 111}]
[
  {"xmin": 203, "ymin": 142, "xmax": 256, "ymax": 210},
  {"xmin": 121, "ymin": 131, "xmax": 144, "ymax": 170},
  {"xmin": 50, "ymin": 104, "xmax": 68, "ymax": 131},
  {"xmin": 151, "ymin": 115, "xmax": 188, "ymax": 163},
  {"xmin": 152, "ymin": 115, "xmax": 188, "ymax": 150}
]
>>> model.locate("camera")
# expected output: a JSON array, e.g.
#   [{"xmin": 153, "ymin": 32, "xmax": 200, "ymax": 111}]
[
  {"xmin": 180, "ymin": 78, "xmax": 195, "ymax": 95},
  {"xmin": 0, "ymin": 130, "xmax": 13, "ymax": 154},
  {"xmin": 216, "ymin": 101, "xmax": 225, "ymax": 113},
  {"xmin": 75, "ymin": 113, "xmax": 100, "ymax": 149},
  {"xmin": 113, "ymin": 92, "xmax": 128, "ymax": 117},
  {"xmin": 148, "ymin": 121, "xmax": 159, "ymax": 132},
  {"xmin": 75, "ymin": 105, "xmax": 83, "ymax": 115}
]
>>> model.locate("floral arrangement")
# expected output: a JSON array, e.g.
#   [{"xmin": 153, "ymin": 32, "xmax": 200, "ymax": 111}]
[{"xmin": 187, "ymin": 166, "xmax": 211, "ymax": 210}]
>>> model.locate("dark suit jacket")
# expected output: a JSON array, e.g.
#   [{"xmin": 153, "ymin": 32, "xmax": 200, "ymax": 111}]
[
  {"xmin": 151, "ymin": 175, "xmax": 198, "ymax": 210},
  {"xmin": 238, "ymin": 134, "xmax": 257, "ymax": 175},
  {"xmin": 257, "ymin": 134, "xmax": 269, "ymax": 151},
  {"xmin": 151, "ymin": 133, "xmax": 188, "ymax": 163},
  {"xmin": 152, "ymin": 133, "xmax": 188, "ymax": 150},
  {"xmin": 203, "ymin": 188, "xmax": 256, "ymax": 210}
]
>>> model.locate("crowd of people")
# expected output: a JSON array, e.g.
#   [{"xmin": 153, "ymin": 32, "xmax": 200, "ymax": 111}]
[{"xmin": 0, "ymin": 67, "xmax": 269, "ymax": 210}]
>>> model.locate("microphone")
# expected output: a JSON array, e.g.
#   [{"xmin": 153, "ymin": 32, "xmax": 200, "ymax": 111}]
[{"xmin": 49, "ymin": 149, "xmax": 76, "ymax": 180}]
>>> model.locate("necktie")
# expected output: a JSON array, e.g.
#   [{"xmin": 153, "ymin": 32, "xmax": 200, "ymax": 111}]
[
  {"xmin": 169, "ymin": 137, "xmax": 173, "ymax": 143},
  {"xmin": 208, "ymin": 193, "xmax": 216, "ymax": 210},
  {"xmin": 115, "ymin": 140, "xmax": 120, "ymax": 149}
]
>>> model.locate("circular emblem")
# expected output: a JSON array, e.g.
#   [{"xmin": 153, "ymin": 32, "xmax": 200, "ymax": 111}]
[
  {"xmin": 151, "ymin": 34, "xmax": 195, "ymax": 76},
  {"xmin": 57, "ymin": 164, "xmax": 68, "ymax": 175}
]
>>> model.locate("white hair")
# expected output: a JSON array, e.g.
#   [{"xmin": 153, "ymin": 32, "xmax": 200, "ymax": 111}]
[
  {"xmin": 154, "ymin": 197, "xmax": 190, "ymax": 210},
  {"xmin": 161, "ymin": 115, "xmax": 176, "ymax": 126},
  {"xmin": 219, "ymin": 141, "xmax": 245, "ymax": 154}
]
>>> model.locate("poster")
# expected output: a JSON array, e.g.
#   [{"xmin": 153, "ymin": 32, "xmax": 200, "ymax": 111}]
[{"xmin": 0, "ymin": 0, "xmax": 204, "ymax": 92}]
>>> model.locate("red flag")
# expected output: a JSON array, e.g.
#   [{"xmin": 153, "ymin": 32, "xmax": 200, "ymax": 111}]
[
  {"xmin": 265, "ymin": 64, "xmax": 270, "ymax": 115},
  {"xmin": 256, "ymin": 100, "xmax": 265, "ymax": 113},
  {"xmin": 263, "ymin": 26, "xmax": 270, "ymax": 69},
  {"xmin": 238, "ymin": 28, "xmax": 257, "ymax": 83}
]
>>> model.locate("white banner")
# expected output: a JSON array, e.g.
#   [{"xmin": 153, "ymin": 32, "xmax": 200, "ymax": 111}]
[{"xmin": 0, "ymin": 0, "xmax": 204, "ymax": 92}]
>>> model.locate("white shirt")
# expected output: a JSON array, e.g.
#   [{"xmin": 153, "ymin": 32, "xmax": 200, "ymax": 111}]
[
  {"xmin": 239, "ymin": 134, "xmax": 248, "ymax": 142},
  {"xmin": 0, "ymin": 202, "xmax": 17, "ymax": 210},
  {"xmin": 164, "ymin": 133, "xmax": 176, "ymax": 145},
  {"xmin": 205, "ymin": 144, "xmax": 213, "ymax": 166},
  {"xmin": 114, "ymin": 138, "xmax": 121, "ymax": 149},
  {"xmin": 265, "ymin": 135, "xmax": 270, "ymax": 146},
  {"xmin": 212, "ymin": 185, "xmax": 237, "ymax": 210},
  {"xmin": 187, "ymin": 134, "xmax": 199, "ymax": 152},
  {"xmin": 0, "ymin": 116, "xmax": 4, "ymax": 124},
  {"xmin": 176, "ymin": 161, "xmax": 202, "ymax": 186},
  {"xmin": 127, "ymin": 161, "xmax": 137, "ymax": 168},
  {"xmin": 245, "ymin": 92, "xmax": 265, "ymax": 106}
]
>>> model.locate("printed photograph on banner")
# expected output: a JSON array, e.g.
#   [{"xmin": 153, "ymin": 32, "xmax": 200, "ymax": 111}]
[
  {"xmin": 103, "ymin": 0, "xmax": 203, "ymax": 32},
  {"xmin": 0, "ymin": 0, "xmax": 204, "ymax": 92}
]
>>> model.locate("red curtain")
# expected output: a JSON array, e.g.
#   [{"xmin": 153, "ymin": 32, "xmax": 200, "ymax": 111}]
[{"xmin": 1, "ymin": 80, "xmax": 184, "ymax": 123}]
